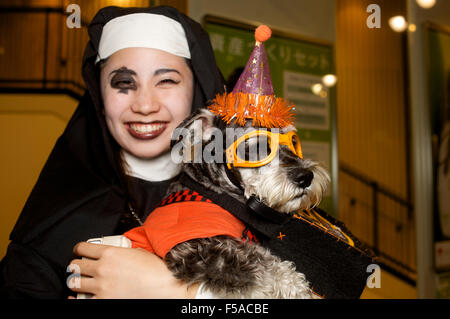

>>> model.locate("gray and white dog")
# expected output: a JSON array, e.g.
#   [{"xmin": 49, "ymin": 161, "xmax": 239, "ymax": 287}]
[{"xmin": 163, "ymin": 108, "xmax": 330, "ymax": 299}]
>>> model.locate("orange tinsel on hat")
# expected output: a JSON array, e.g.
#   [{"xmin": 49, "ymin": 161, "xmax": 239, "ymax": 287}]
[
  {"xmin": 208, "ymin": 91, "xmax": 295, "ymax": 128},
  {"xmin": 208, "ymin": 25, "xmax": 295, "ymax": 128}
]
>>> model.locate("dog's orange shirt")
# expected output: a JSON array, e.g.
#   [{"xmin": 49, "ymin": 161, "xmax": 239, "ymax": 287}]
[{"xmin": 124, "ymin": 200, "xmax": 250, "ymax": 258}]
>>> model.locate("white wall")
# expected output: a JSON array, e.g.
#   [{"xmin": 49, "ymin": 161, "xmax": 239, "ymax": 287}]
[{"xmin": 189, "ymin": 0, "xmax": 336, "ymax": 44}]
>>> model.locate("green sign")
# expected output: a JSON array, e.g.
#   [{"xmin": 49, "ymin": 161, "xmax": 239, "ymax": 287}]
[
  {"xmin": 427, "ymin": 27, "xmax": 450, "ymax": 137},
  {"xmin": 426, "ymin": 24, "xmax": 450, "ymax": 241},
  {"xmin": 204, "ymin": 17, "xmax": 337, "ymax": 215}
]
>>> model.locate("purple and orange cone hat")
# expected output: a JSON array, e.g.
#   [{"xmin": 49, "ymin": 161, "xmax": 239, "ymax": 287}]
[{"xmin": 208, "ymin": 25, "xmax": 295, "ymax": 128}]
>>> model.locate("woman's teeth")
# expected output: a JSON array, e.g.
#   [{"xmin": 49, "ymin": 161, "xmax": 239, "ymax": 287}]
[{"xmin": 129, "ymin": 123, "xmax": 164, "ymax": 133}]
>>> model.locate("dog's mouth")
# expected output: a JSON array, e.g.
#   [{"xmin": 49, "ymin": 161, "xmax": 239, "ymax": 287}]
[{"xmin": 293, "ymin": 190, "xmax": 307, "ymax": 199}]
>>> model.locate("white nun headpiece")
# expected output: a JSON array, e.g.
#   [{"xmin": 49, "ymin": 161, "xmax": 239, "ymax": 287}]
[{"xmin": 95, "ymin": 13, "xmax": 191, "ymax": 63}]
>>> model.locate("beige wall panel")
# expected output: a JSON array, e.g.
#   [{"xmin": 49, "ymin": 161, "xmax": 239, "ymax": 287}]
[{"xmin": 0, "ymin": 94, "xmax": 78, "ymax": 258}]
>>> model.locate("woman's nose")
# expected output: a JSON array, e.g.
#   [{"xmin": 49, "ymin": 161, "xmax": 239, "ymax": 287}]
[{"xmin": 130, "ymin": 88, "xmax": 161, "ymax": 115}]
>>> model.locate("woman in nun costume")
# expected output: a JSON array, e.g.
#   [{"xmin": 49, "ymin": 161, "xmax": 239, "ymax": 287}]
[{"xmin": 0, "ymin": 5, "xmax": 224, "ymax": 299}]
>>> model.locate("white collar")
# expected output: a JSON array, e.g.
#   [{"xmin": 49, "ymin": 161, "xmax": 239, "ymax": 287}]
[{"xmin": 122, "ymin": 150, "xmax": 181, "ymax": 182}]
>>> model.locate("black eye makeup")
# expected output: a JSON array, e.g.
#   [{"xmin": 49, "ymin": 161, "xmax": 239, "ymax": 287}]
[{"xmin": 110, "ymin": 67, "xmax": 137, "ymax": 94}]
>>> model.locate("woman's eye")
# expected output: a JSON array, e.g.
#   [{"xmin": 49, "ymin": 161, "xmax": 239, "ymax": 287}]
[
  {"xmin": 158, "ymin": 79, "xmax": 180, "ymax": 85},
  {"xmin": 110, "ymin": 78, "xmax": 137, "ymax": 93},
  {"xmin": 112, "ymin": 79, "xmax": 135, "ymax": 87},
  {"xmin": 121, "ymin": 78, "xmax": 137, "ymax": 85}
]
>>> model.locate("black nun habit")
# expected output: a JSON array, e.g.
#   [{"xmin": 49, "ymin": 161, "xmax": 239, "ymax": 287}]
[{"xmin": 0, "ymin": 6, "xmax": 225, "ymax": 299}]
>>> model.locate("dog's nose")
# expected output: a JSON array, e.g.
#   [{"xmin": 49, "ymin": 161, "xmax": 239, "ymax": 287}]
[{"xmin": 294, "ymin": 170, "xmax": 314, "ymax": 188}]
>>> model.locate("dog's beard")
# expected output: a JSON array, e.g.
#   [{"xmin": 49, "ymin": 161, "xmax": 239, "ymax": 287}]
[{"xmin": 238, "ymin": 160, "xmax": 330, "ymax": 213}]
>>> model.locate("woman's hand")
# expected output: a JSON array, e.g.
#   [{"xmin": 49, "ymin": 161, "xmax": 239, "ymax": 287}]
[{"xmin": 68, "ymin": 242, "xmax": 199, "ymax": 299}]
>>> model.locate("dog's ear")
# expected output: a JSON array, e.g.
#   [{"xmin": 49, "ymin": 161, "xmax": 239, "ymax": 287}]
[
  {"xmin": 171, "ymin": 108, "xmax": 218, "ymax": 148},
  {"xmin": 178, "ymin": 108, "xmax": 216, "ymax": 131}
]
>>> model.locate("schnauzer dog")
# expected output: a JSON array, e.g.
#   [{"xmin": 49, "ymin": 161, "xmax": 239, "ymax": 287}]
[{"xmin": 161, "ymin": 108, "xmax": 330, "ymax": 299}]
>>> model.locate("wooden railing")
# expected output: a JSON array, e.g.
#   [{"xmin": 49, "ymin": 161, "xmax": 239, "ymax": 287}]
[{"xmin": 339, "ymin": 163, "xmax": 416, "ymax": 285}]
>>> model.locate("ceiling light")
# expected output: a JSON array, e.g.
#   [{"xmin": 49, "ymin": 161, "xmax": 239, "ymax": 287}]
[
  {"xmin": 322, "ymin": 74, "xmax": 337, "ymax": 87},
  {"xmin": 311, "ymin": 83, "xmax": 323, "ymax": 95},
  {"xmin": 389, "ymin": 16, "xmax": 408, "ymax": 32},
  {"xmin": 416, "ymin": 0, "xmax": 436, "ymax": 9}
]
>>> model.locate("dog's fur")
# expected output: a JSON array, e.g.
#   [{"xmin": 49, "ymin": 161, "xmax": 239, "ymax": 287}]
[{"xmin": 164, "ymin": 109, "xmax": 330, "ymax": 298}]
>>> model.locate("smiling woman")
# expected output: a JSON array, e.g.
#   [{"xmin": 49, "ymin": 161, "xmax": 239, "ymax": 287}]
[
  {"xmin": 0, "ymin": 5, "xmax": 225, "ymax": 299},
  {"xmin": 100, "ymin": 47, "xmax": 194, "ymax": 159}
]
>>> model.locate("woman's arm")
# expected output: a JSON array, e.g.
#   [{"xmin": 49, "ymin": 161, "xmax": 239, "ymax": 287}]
[{"xmin": 68, "ymin": 242, "xmax": 199, "ymax": 299}]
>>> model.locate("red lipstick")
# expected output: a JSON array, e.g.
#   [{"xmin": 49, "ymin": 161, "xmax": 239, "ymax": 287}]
[{"xmin": 126, "ymin": 122, "xmax": 167, "ymax": 140}]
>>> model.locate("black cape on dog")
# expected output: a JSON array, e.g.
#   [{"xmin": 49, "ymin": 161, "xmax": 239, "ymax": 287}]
[
  {"xmin": 179, "ymin": 173, "xmax": 376, "ymax": 299},
  {"xmin": 0, "ymin": 6, "xmax": 225, "ymax": 299}
]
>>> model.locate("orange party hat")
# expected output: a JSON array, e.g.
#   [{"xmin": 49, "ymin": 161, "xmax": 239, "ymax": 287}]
[{"xmin": 208, "ymin": 25, "xmax": 295, "ymax": 128}]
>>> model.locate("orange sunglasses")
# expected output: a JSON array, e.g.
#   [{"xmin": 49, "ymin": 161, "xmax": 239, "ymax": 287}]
[{"xmin": 225, "ymin": 130, "xmax": 303, "ymax": 169}]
